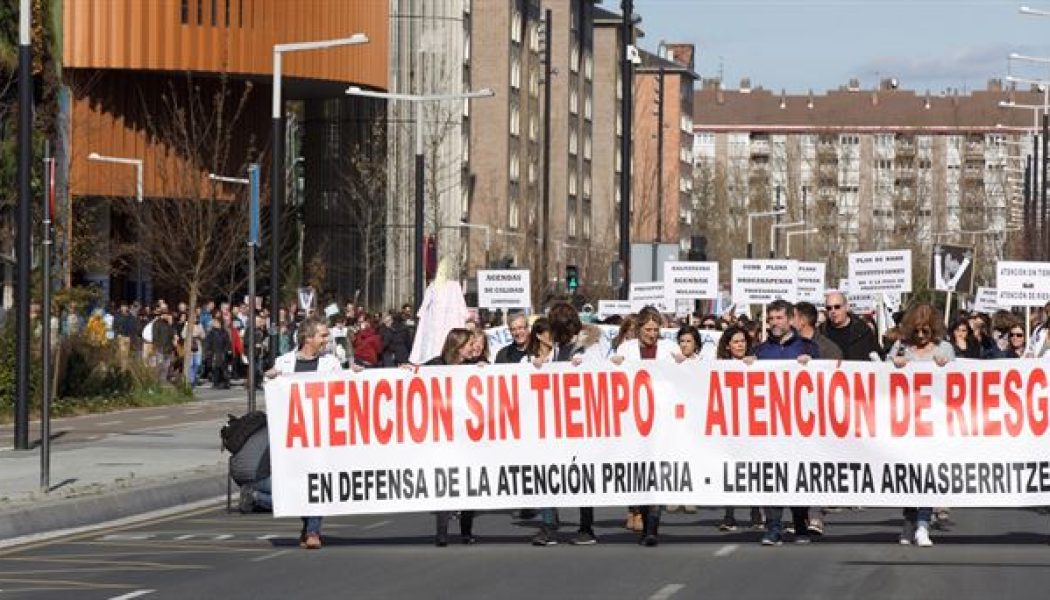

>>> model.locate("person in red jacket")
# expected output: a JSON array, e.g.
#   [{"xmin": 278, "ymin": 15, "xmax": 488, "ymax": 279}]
[{"xmin": 352, "ymin": 316, "xmax": 384, "ymax": 368}]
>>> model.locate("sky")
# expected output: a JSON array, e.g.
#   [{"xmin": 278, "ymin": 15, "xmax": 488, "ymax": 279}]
[{"xmin": 639, "ymin": 0, "xmax": 1050, "ymax": 94}]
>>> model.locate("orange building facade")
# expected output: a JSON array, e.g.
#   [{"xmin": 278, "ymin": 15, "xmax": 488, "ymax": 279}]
[{"xmin": 61, "ymin": 0, "xmax": 389, "ymax": 299}]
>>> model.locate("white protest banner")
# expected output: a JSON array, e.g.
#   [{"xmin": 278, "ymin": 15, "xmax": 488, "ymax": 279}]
[
  {"xmin": 630, "ymin": 282, "xmax": 669, "ymax": 313},
  {"xmin": 974, "ymin": 287, "xmax": 1003, "ymax": 314},
  {"xmin": 731, "ymin": 260, "xmax": 799, "ymax": 305},
  {"xmin": 997, "ymin": 261, "xmax": 1050, "ymax": 308},
  {"xmin": 323, "ymin": 303, "xmax": 340, "ymax": 318},
  {"xmin": 797, "ymin": 263, "xmax": 826, "ymax": 305},
  {"xmin": 849, "ymin": 250, "xmax": 912, "ymax": 294},
  {"xmin": 663, "ymin": 261, "xmax": 719, "ymax": 303},
  {"xmin": 597, "ymin": 300, "xmax": 632, "ymax": 320},
  {"xmin": 478, "ymin": 270, "xmax": 531, "ymax": 309},
  {"xmin": 266, "ymin": 359, "xmax": 1050, "ymax": 516}
]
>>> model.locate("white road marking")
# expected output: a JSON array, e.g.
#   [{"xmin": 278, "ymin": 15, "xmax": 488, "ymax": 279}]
[
  {"xmin": 107, "ymin": 591, "xmax": 155, "ymax": 600},
  {"xmin": 141, "ymin": 416, "xmax": 167, "ymax": 422},
  {"xmin": 362, "ymin": 520, "xmax": 391, "ymax": 530},
  {"xmin": 96, "ymin": 421, "xmax": 123, "ymax": 426},
  {"xmin": 250, "ymin": 550, "xmax": 290, "ymax": 562},
  {"xmin": 714, "ymin": 544, "xmax": 739, "ymax": 557},
  {"xmin": 256, "ymin": 534, "xmax": 280, "ymax": 540},
  {"xmin": 648, "ymin": 584, "xmax": 685, "ymax": 600},
  {"xmin": 100, "ymin": 534, "xmax": 154, "ymax": 541},
  {"xmin": 173, "ymin": 534, "xmax": 233, "ymax": 541}
]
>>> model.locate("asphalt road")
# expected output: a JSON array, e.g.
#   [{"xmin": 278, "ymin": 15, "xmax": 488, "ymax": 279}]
[
  {"xmin": 1, "ymin": 504, "xmax": 1048, "ymax": 599},
  {"xmin": 0, "ymin": 387, "xmax": 247, "ymax": 449}
]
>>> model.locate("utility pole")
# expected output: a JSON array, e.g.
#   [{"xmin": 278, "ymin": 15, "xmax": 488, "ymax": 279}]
[
  {"xmin": 540, "ymin": 9, "xmax": 553, "ymax": 297},
  {"xmin": 619, "ymin": 0, "xmax": 634, "ymax": 299},
  {"xmin": 651, "ymin": 65, "xmax": 664, "ymax": 282},
  {"xmin": 14, "ymin": 0, "xmax": 32, "ymax": 451},
  {"xmin": 1043, "ymin": 113, "xmax": 1048, "ymax": 259}
]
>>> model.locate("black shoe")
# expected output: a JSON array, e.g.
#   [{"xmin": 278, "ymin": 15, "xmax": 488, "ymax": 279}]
[
  {"xmin": 238, "ymin": 485, "xmax": 255, "ymax": 514},
  {"xmin": 570, "ymin": 530, "xmax": 598, "ymax": 545},
  {"xmin": 641, "ymin": 534, "xmax": 659, "ymax": 547},
  {"xmin": 516, "ymin": 509, "xmax": 537, "ymax": 519},
  {"xmin": 531, "ymin": 528, "xmax": 558, "ymax": 546},
  {"xmin": 435, "ymin": 534, "xmax": 448, "ymax": 547},
  {"xmin": 462, "ymin": 535, "xmax": 478, "ymax": 545}
]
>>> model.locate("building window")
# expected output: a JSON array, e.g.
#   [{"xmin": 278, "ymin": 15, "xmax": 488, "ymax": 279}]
[
  {"xmin": 584, "ymin": 135, "xmax": 592, "ymax": 160},
  {"xmin": 510, "ymin": 198, "xmax": 520, "ymax": 229},
  {"xmin": 511, "ymin": 56, "xmax": 521, "ymax": 89},
  {"xmin": 238, "ymin": 0, "xmax": 243, "ymax": 27},
  {"xmin": 584, "ymin": 95, "xmax": 592, "ymax": 120},
  {"xmin": 569, "ymin": 128, "xmax": 578, "ymax": 155},
  {"xmin": 528, "ymin": 161, "xmax": 537, "ymax": 184},
  {"xmin": 511, "ymin": 10, "xmax": 522, "ymax": 43},
  {"xmin": 584, "ymin": 53, "xmax": 593, "ymax": 80},
  {"xmin": 529, "ymin": 68, "xmax": 539, "ymax": 97},
  {"xmin": 570, "ymin": 88, "xmax": 579, "ymax": 114},
  {"xmin": 510, "ymin": 151, "xmax": 520, "ymax": 182},
  {"xmin": 211, "ymin": 0, "xmax": 217, "ymax": 26},
  {"xmin": 571, "ymin": 43, "xmax": 580, "ymax": 73},
  {"xmin": 529, "ymin": 114, "xmax": 538, "ymax": 141},
  {"xmin": 582, "ymin": 207, "xmax": 592, "ymax": 240},
  {"xmin": 510, "ymin": 105, "xmax": 521, "ymax": 136},
  {"xmin": 583, "ymin": 173, "xmax": 592, "ymax": 197},
  {"xmin": 569, "ymin": 168, "xmax": 578, "ymax": 195},
  {"xmin": 180, "ymin": 0, "xmax": 189, "ymax": 23},
  {"xmin": 197, "ymin": 0, "xmax": 203, "ymax": 25},
  {"xmin": 529, "ymin": 23, "xmax": 539, "ymax": 52},
  {"xmin": 464, "ymin": 32, "xmax": 471, "ymax": 63},
  {"xmin": 568, "ymin": 206, "xmax": 578, "ymax": 237},
  {"xmin": 462, "ymin": 132, "xmax": 470, "ymax": 162}
]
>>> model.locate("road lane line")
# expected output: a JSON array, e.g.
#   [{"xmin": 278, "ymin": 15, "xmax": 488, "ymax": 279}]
[
  {"xmin": 107, "ymin": 591, "xmax": 156, "ymax": 600},
  {"xmin": 141, "ymin": 416, "xmax": 167, "ymax": 422},
  {"xmin": 362, "ymin": 520, "xmax": 391, "ymax": 530},
  {"xmin": 251, "ymin": 550, "xmax": 290, "ymax": 562},
  {"xmin": 714, "ymin": 544, "xmax": 739, "ymax": 557},
  {"xmin": 96, "ymin": 421, "xmax": 123, "ymax": 426},
  {"xmin": 647, "ymin": 584, "xmax": 685, "ymax": 600}
]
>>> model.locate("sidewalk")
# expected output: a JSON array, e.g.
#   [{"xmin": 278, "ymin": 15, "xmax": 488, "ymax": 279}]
[{"xmin": 0, "ymin": 386, "xmax": 257, "ymax": 541}]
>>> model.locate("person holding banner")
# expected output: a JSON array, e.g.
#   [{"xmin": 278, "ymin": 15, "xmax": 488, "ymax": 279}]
[
  {"xmin": 948, "ymin": 317, "xmax": 982, "ymax": 360},
  {"xmin": 1027, "ymin": 302, "xmax": 1050, "ymax": 358},
  {"xmin": 885, "ymin": 303, "xmax": 954, "ymax": 547},
  {"xmin": 714, "ymin": 326, "xmax": 765, "ymax": 533},
  {"xmin": 1005, "ymin": 324, "xmax": 1030, "ymax": 359},
  {"xmin": 494, "ymin": 313, "xmax": 530, "ymax": 364},
  {"xmin": 423, "ymin": 328, "xmax": 480, "ymax": 546},
  {"xmin": 820, "ymin": 291, "xmax": 881, "ymax": 361},
  {"xmin": 523, "ymin": 318, "xmax": 553, "ymax": 365},
  {"xmin": 266, "ymin": 317, "xmax": 346, "ymax": 550},
  {"xmin": 754, "ymin": 300, "xmax": 820, "ymax": 546},
  {"xmin": 612, "ymin": 307, "xmax": 684, "ymax": 546}
]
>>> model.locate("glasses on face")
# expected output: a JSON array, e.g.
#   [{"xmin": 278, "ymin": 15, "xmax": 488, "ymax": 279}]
[
  {"xmin": 825, "ymin": 304, "xmax": 843, "ymax": 311},
  {"xmin": 1010, "ymin": 332, "xmax": 1025, "ymax": 338},
  {"xmin": 916, "ymin": 327, "xmax": 932, "ymax": 336}
]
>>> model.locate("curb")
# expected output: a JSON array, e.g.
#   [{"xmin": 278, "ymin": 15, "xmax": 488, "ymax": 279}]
[{"xmin": 0, "ymin": 466, "xmax": 229, "ymax": 542}]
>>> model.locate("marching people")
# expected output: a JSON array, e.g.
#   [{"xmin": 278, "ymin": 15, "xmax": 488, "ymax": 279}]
[
  {"xmin": 948, "ymin": 316, "xmax": 982, "ymax": 359},
  {"xmin": 423, "ymin": 328, "xmax": 479, "ymax": 546},
  {"xmin": 754, "ymin": 300, "xmax": 820, "ymax": 547},
  {"xmin": 715, "ymin": 325, "xmax": 765, "ymax": 532},
  {"xmin": 820, "ymin": 291, "xmax": 881, "ymax": 360},
  {"xmin": 204, "ymin": 317, "xmax": 232, "ymax": 389},
  {"xmin": 495, "ymin": 312, "xmax": 530, "ymax": 364},
  {"xmin": 266, "ymin": 316, "xmax": 348, "ymax": 550},
  {"xmin": 1005, "ymin": 322, "xmax": 1029, "ymax": 359},
  {"xmin": 1026, "ymin": 301, "xmax": 1050, "ymax": 357},
  {"xmin": 379, "ymin": 312, "xmax": 413, "ymax": 367},
  {"xmin": 885, "ymin": 303, "xmax": 954, "ymax": 547}
]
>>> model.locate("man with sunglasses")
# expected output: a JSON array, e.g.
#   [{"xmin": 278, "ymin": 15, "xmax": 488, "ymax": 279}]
[{"xmin": 818, "ymin": 291, "xmax": 881, "ymax": 361}]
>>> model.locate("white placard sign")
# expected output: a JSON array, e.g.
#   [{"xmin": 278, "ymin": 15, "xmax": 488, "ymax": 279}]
[
  {"xmin": 974, "ymin": 287, "xmax": 1003, "ymax": 314},
  {"xmin": 731, "ymin": 260, "xmax": 799, "ymax": 305},
  {"xmin": 848, "ymin": 250, "xmax": 912, "ymax": 294},
  {"xmin": 477, "ymin": 270, "xmax": 531, "ymax": 309},
  {"xmin": 797, "ymin": 262, "xmax": 826, "ymax": 304},
  {"xmin": 996, "ymin": 261, "xmax": 1050, "ymax": 307},
  {"xmin": 663, "ymin": 261, "xmax": 719, "ymax": 302},
  {"xmin": 597, "ymin": 300, "xmax": 632, "ymax": 319},
  {"xmin": 297, "ymin": 287, "xmax": 316, "ymax": 311},
  {"xmin": 629, "ymin": 282, "xmax": 669, "ymax": 313}
]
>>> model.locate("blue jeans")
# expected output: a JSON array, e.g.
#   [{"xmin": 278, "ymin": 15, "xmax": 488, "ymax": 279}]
[
  {"xmin": 301, "ymin": 516, "xmax": 323, "ymax": 535},
  {"xmin": 190, "ymin": 351, "xmax": 202, "ymax": 386},
  {"xmin": 253, "ymin": 477, "xmax": 272, "ymax": 510},
  {"xmin": 904, "ymin": 507, "xmax": 932, "ymax": 524}
]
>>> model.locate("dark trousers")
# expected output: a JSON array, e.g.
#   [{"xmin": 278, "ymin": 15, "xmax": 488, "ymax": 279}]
[
  {"xmin": 540, "ymin": 507, "xmax": 593, "ymax": 533},
  {"xmin": 211, "ymin": 358, "xmax": 229, "ymax": 387},
  {"xmin": 640, "ymin": 505, "xmax": 661, "ymax": 536},
  {"xmin": 436, "ymin": 511, "xmax": 475, "ymax": 537},
  {"xmin": 764, "ymin": 507, "xmax": 809, "ymax": 534}
]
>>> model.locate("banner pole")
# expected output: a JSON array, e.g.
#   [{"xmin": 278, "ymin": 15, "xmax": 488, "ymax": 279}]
[
  {"xmin": 876, "ymin": 295, "xmax": 884, "ymax": 348},
  {"xmin": 944, "ymin": 290, "xmax": 952, "ymax": 328},
  {"xmin": 761, "ymin": 304, "xmax": 767, "ymax": 342}
]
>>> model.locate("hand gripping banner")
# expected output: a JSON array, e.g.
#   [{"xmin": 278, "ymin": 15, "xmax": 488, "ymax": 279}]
[{"xmin": 265, "ymin": 360, "xmax": 1050, "ymax": 516}]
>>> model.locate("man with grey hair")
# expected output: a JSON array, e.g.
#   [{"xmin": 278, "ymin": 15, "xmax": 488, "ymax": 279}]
[
  {"xmin": 494, "ymin": 312, "xmax": 530, "ymax": 364},
  {"xmin": 819, "ymin": 290, "xmax": 880, "ymax": 361}
]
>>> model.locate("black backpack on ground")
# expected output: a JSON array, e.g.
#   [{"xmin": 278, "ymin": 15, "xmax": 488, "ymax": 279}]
[{"xmin": 221, "ymin": 411, "xmax": 267, "ymax": 454}]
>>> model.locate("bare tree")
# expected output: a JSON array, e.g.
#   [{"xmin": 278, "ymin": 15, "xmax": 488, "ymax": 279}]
[
  {"xmin": 338, "ymin": 117, "xmax": 388, "ymax": 307},
  {"xmin": 129, "ymin": 73, "xmax": 258, "ymax": 384}
]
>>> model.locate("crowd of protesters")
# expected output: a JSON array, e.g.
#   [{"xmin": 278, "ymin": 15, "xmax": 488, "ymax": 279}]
[{"xmin": 228, "ymin": 289, "xmax": 1050, "ymax": 551}]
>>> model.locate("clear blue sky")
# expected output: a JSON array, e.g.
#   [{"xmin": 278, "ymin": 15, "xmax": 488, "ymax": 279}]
[{"xmin": 639, "ymin": 0, "xmax": 1050, "ymax": 93}]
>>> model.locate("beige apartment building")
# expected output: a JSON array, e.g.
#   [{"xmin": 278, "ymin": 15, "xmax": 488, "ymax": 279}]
[
  {"xmin": 633, "ymin": 45, "xmax": 699, "ymax": 254},
  {"xmin": 693, "ymin": 79, "xmax": 1037, "ymax": 286}
]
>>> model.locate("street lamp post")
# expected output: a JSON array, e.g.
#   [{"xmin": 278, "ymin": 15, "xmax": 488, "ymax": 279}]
[
  {"xmin": 208, "ymin": 167, "xmax": 260, "ymax": 412},
  {"xmin": 271, "ymin": 34, "xmax": 369, "ymax": 360},
  {"xmin": 746, "ymin": 210, "xmax": 785, "ymax": 259},
  {"xmin": 13, "ymin": 0, "xmax": 31, "ymax": 450},
  {"xmin": 88, "ymin": 152, "xmax": 144, "ymax": 304},
  {"xmin": 770, "ymin": 221, "xmax": 805, "ymax": 259},
  {"xmin": 345, "ymin": 86, "xmax": 495, "ymax": 311},
  {"xmin": 785, "ymin": 228, "xmax": 819, "ymax": 260}
]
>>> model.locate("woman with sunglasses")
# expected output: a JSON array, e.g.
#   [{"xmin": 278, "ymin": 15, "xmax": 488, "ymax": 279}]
[
  {"xmin": 1005, "ymin": 325, "xmax": 1030, "ymax": 358},
  {"xmin": 885, "ymin": 304, "xmax": 954, "ymax": 547}
]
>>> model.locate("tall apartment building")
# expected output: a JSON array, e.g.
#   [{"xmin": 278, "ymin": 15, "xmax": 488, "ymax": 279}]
[
  {"xmin": 633, "ymin": 45, "xmax": 699, "ymax": 255},
  {"xmin": 385, "ymin": 0, "xmax": 473, "ymax": 307},
  {"xmin": 693, "ymin": 79, "xmax": 1035, "ymax": 285}
]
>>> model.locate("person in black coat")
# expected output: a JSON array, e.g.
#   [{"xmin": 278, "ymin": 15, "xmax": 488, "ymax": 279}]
[
  {"xmin": 204, "ymin": 317, "xmax": 232, "ymax": 389},
  {"xmin": 380, "ymin": 313, "xmax": 413, "ymax": 366},
  {"xmin": 819, "ymin": 291, "xmax": 882, "ymax": 361},
  {"xmin": 424, "ymin": 328, "xmax": 477, "ymax": 546}
]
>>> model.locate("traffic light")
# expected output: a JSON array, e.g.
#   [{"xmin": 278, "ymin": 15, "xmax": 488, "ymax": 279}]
[{"xmin": 566, "ymin": 265, "xmax": 579, "ymax": 292}]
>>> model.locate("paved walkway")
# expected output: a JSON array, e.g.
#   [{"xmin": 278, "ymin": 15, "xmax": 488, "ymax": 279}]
[{"xmin": 0, "ymin": 386, "xmax": 258, "ymax": 541}]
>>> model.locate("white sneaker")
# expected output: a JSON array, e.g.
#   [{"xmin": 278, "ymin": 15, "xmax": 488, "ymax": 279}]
[
  {"xmin": 899, "ymin": 521, "xmax": 916, "ymax": 545},
  {"xmin": 914, "ymin": 524, "xmax": 933, "ymax": 547}
]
